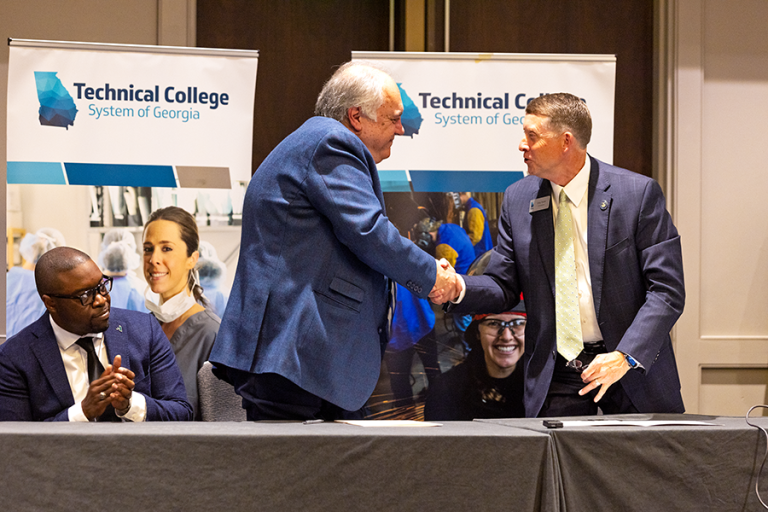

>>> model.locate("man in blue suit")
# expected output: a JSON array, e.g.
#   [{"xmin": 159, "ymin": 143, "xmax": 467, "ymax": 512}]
[
  {"xmin": 0, "ymin": 247, "xmax": 192, "ymax": 421},
  {"xmin": 434, "ymin": 93, "xmax": 685, "ymax": 417},
  {"xmin": 210, "ymin": 62, "xmax": 457, "ymax": 421}
]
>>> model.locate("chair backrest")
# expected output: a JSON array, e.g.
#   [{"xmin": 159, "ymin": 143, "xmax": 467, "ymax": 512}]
[{"xmin": 197, "ymin": 361, "xmax": 247, "ymax": 421}]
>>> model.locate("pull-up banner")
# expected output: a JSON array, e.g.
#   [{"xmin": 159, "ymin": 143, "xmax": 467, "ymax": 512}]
[
  {"xmin": 352, "ymin": 52, "xmax": 616, "ymax": 193},
  {"xmin": 7, "ymin": 39, "xmax": 259, "ymax": 188}
]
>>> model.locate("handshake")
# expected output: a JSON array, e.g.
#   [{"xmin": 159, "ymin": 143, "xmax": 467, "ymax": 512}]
[{"xmin": 429, "ymin": 258, "xmax": 463, "ymax": 304}]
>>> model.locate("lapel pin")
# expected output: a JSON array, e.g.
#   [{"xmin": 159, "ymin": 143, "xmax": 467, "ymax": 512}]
[
  {"xmin": 600, "ymin": 200, "xmax": 608, "ymax": 211},
  {"xmin": 116, "ymin": 325, "xmax": 123, "ymax": 332}
]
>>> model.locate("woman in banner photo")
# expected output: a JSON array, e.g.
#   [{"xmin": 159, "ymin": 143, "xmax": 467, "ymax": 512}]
[
  {"xmin": 142, "ymin": 207, "xmax": 221, "ymax": 421},
  {"xmin": 424, "ymin": 302, "xmax": 527, "ymax": 421}
]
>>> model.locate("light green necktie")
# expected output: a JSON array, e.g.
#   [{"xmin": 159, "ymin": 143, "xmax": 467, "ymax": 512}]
[{"xmin": 555, "ymin": 189, "xmax": 584, "ymax": 361}]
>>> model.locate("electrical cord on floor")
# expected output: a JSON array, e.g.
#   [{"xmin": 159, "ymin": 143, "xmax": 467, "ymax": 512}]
[{"xmin": 746, "ymin": 405, "xmax": 768, "ymax": 509}]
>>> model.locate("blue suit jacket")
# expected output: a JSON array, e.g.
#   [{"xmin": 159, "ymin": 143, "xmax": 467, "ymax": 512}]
[
  {"xmin": 452, "ymin": 157, "xmax": 686, "ymax": 416},
  {"xmin": 210, "ymin": 117, "xmax": 437, "ymax": 411},
  {"xmin": 0, "ymin": 308, "xmax": 193, "ymax": 421}
]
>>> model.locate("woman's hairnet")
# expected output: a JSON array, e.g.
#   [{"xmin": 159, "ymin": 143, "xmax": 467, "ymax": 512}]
[
  {"xmin": 100, "ymin": 228, "xmax": 137, "ymax": 252},
  {"xmin": 196, "ymin": 240, "xmax": 226, "ymax": 287},
  {"xmin": 197, "ymin": 240, "xmax": 219, "ymax": 261},
  {"xmin": 19, "ymin": 227, "xmax": 66, "ymax": 264},
  {"xmin": 98, "ymin": 240, "xmax": 140, "ymax": 273}
]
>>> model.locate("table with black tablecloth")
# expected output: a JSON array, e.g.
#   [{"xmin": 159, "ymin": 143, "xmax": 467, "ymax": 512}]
[
  {"xmin": 0, "ymin": 421, "xmax": 558, "ymax": 512},
  {"xmin": 477, "ymin": 414, "xmax": 768, "ymax": 512}
]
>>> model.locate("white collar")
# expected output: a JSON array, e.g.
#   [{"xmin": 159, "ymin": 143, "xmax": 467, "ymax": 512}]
[
  {"xmin": 551, "ymin": 156, "xmax": 591, "ymax": 207},
  {"xmin": 49, "ymin": 315, "xmax": 104, "ymax": 352}
]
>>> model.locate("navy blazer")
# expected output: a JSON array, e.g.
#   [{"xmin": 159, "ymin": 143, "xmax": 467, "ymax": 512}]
[
  {"xmin": 0, "ymin": 308, "xmax": 193, "ymax": 421},
  {"xmin": 210, "ymin": 117, "xmax": 436, "ymax": 411},
  {"xmin": 453, "ymin": 157, "xmax": 686, "ymax": 416}
]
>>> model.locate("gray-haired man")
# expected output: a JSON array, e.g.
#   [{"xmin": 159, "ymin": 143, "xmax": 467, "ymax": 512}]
[{"xmin": 210, "ymin": 62, "xmax": 458, "ymax": 421}]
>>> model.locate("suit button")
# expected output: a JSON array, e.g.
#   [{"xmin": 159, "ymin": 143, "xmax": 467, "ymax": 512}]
[{"xmin": 378, "ymin": 327, "xmax": 383, "ymax": 334}]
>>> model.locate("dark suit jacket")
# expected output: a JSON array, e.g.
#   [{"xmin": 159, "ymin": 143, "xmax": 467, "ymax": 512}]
[
  {"xmin": 0, "ymin": 308, "xmax": 193, "ymax": 421},
  {"xmin": 210, "ymin": 117, "xmax": 436, "ymax": 411},
  {"xmin": 452, "ymin": 157, "xmax": 686, "ymax": 416}
]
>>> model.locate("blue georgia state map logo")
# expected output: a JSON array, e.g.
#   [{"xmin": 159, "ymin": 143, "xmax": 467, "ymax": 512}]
[
  {"xmin": 397, "ymin": 83, "xmax": 422, "ymax": 137},
  {"xmin": 34, "ymin": 71, "xmax": 78, "ymax": 129}
]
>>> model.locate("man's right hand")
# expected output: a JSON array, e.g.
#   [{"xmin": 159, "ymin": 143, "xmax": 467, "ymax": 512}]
[
  {"xmin": 429, "ymin": 258, "xmax": 462, "ymax": 304},
  {"xmin": 81, "ymin": 369, "xmax": 118, "ymax": 421}
]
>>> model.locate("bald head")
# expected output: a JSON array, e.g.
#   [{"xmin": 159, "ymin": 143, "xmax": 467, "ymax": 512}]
[{"xmin": 35, "ymin": 247, "xmax": 92, "ymax": 297}]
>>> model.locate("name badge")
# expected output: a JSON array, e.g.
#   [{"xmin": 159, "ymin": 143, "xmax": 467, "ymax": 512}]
[{"xmin": 529, "ymin": 196, "xmax": 550, "ymax": 213}]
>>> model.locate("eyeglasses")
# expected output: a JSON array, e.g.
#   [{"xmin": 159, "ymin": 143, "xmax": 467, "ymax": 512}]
[
  {"xmin": 479, "ymin": 318, "xmax": 526, "ymax": 336},
  {"xmin": 48, "ymin": 276, "xmax": 113, "ymax": 306}
]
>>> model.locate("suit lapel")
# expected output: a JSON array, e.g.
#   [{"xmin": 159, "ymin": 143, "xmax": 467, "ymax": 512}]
[
  {"xmin": 532, "ymin": 179, "xmax": 556, "ymax": 297},
  {"xmin": 104, "ymin": 314, "xmax": 131, "ymax": 371},
  {"xmin": 587, "ymin": 156, "xmax": 611, "ymax": 319},
  {"xmin": 28, "ymin": 315, "xmax": 75, "ymax": 409}
]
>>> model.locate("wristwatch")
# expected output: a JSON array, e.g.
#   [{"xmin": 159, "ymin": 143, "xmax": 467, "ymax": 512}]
[{"xmin": 624, "ymin": 353, "xmax": 640, "ymax": 370}]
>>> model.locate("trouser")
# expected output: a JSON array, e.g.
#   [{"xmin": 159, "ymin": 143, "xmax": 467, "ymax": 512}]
[
  {"xmin": 538, "ymin": 341, "xmax": 639, "ymax": 417},
  {"xmin": 226, "ymin": 368, "xmax": 366, "ymax": 421}
]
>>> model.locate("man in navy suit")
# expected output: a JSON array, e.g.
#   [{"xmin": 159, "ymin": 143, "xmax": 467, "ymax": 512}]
[
  {"xmin": 434, "ymin": 93, "xmax": 685, "ymax": 417},
  {"xmin": 210, "ymin": 62, "xmax": 457, "ymax": 421},
  {"xmin": 0, "ymin": 247, "xmax": 192, "ymax": 421}
]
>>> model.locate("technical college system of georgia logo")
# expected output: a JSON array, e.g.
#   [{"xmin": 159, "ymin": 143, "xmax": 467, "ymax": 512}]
[
  {"xmin": 34, "ymin": 71, "xmax": 78, "ymax": 129},
  {"xmin": 397, "ymin": 83, "xmax": 423, "ymax": 137}
]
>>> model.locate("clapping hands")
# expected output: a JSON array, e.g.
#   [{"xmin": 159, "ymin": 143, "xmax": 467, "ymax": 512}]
[{"xmin": 81, "ymin": 354, "xmax": 135, "ymax": 420}]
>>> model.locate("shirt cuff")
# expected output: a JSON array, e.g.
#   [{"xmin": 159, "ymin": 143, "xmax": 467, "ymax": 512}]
[
  {"xmin": 69, "ymin": 402, "xmax": 90, "ymax": 422},
  {"xmin": 451, "ymin": 275, "xmax": 467, "ymax": 304},
  {"xmin": 117, "ymin": 392, "xmax": 147, "ymax": 422}
]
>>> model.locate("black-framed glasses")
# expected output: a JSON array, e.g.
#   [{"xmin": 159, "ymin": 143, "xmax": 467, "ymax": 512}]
[
  {"xmin": 48, "ymin": 276, "xmax": 113, "ymax": 306},
  {"xmin": 479, "ymin": 318, "xmax": 526, "ymax": 335}
]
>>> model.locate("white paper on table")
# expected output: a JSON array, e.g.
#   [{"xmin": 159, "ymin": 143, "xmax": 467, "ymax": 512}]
[
  {"xmin": 335, "ymin": 420, "xmax": 442, "ymax": 427},
  {"xmin": 559, "ymin": 420, "xmax": 720, "ymax": 428}
]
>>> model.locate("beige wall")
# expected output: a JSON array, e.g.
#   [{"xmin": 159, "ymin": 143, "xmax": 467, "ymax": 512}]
[
  {"xmin": 673, "ymin": 0, "xmax": 768, "ymax": 415},
  {"xmin": 1, "ymin": 0, "xmax": 195, "ymax": 336}
]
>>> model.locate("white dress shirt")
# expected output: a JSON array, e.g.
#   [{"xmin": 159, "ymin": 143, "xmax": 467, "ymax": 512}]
[{"xmin": 50, "ymin": 316, "xmax": 147, "ymax": 422}]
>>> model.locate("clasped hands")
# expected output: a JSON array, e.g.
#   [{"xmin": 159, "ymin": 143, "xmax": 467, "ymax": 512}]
[
  {"xmin": 429, "ymin": 258, "xmax": 463, "ymax": 304},
  {"xmin": 82, "ymin": 354, "xmax": 136, "ymax": 420}
]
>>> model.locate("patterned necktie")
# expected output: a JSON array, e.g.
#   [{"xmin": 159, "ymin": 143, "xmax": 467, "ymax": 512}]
[
  {"xmin": 554, "ymin": 189, "xmax": 584, "ymax": 361},
  {"xmin": 75, "ymin": 337, "xmax": 104, "ymax": 383}
]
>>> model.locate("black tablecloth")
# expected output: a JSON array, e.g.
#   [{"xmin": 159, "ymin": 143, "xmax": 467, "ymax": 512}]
[
  {"xmin": 0, "ymin": 421, "xmax": 557, "ymax": 512},
  {"xmin": 477, "ymin": 414, "xmax": 768, "ymax": 512}
]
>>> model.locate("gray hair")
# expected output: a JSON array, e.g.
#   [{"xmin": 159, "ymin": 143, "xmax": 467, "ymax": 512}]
[{"xmin": 315, "ymin": 61, "xmax": 392, "ymax": 123}]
